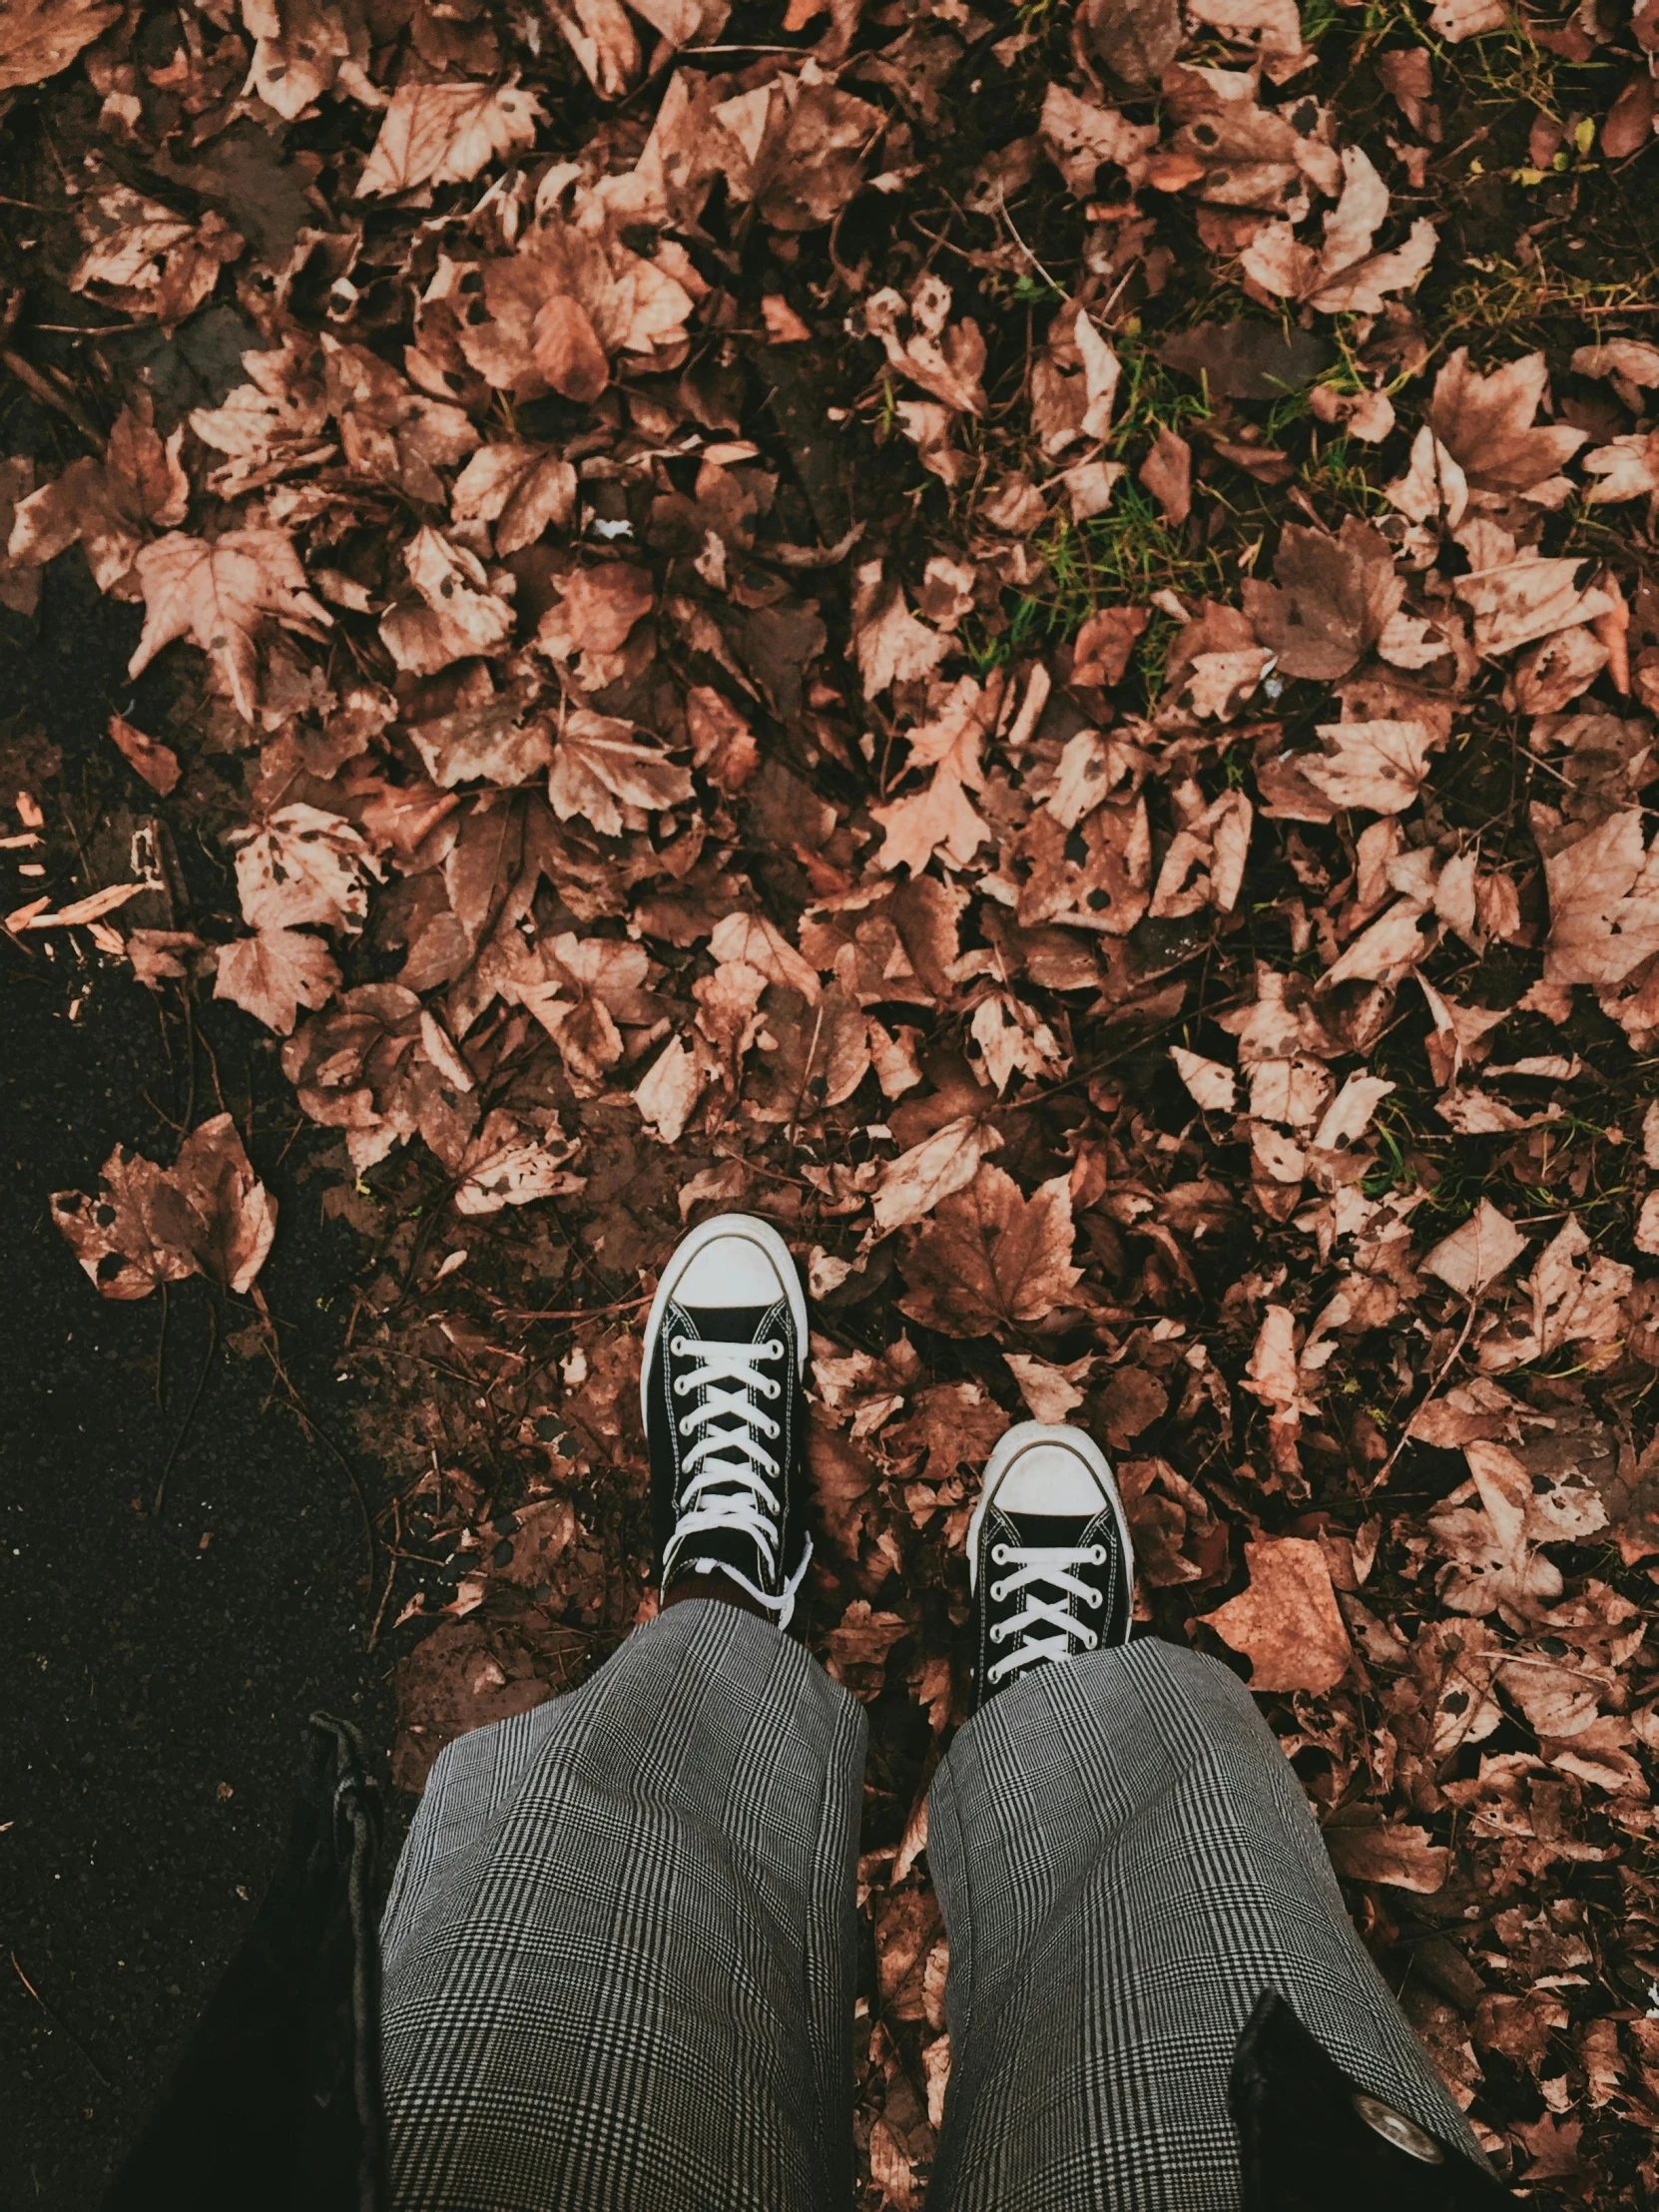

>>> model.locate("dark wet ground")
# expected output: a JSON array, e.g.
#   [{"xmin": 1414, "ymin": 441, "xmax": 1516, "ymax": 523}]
[{"xmin": 0, "ymin": 562, "xmax": 395, "ymax": 2212}]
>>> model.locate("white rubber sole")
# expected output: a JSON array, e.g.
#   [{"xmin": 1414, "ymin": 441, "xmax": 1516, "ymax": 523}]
[
  {"xmin": 966, "ymin": 1419, "xmax": 1136, "ymax": 1596},
  {"xmin": 640, "ymin": 1212, "xmax": 810, "ymax": 1431}
]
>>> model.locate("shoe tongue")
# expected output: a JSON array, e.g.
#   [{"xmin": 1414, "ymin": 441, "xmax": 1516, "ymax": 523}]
[
  {"xmin": 678, "ymin": 1302, "xmax": 775, "ymax": 1346},
  {"xmin": 1000, "ymin": 1509, "xmax": 1096, "ymax": 1551}
]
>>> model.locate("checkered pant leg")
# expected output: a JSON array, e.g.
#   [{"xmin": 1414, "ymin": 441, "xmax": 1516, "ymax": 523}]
[
  {"xmin": 379, "ymin": 1600, "xmax": 866, "ymax": 2212},
  {"xmin": 925, "ymin": 1638, "xmax": 1481, "ymax": 2212}
]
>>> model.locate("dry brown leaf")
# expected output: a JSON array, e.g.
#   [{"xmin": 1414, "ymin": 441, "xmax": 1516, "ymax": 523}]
[
  {"xmin": 898, "ymin": 1164, "xmax": 1080, "ymax": 1337},
  {"xmin": 1428, "ymin": 349, "xmax": 1588, "ymax": 501},
  {"xmin": 1199, "ymin": 1537, "xmax": 1354, "ymax": 1694},
  {"xmin": 233, "ymin": 804, "xmax": 379, "ymax": 935},
  {"xmin": 870, "ymin": 680, "xmax": 993, "ymax": 875},
  {"xmin": 0, "ymin": 0, "xmax": 120, "ymax": 88},
  {"xmin": 52, "ymin": 1114, "xmax": 276, "ymax": 1300},
  {"xmin": 872, "ymin": 1115, "xmax": 1004, "ymax": 1234},
  {"xmin": 107, "ymin": 714, "xmax": 180, "ymax": 797},
  {"xmin": 129, "ymin": 530, "xmax": 331, "ymax": 721},
  {"xmin": 1543, "ymin": 811, "xmax": 1659, "ymax": 986},
  {"xmin": 1422, "ymin": 1199, "xmax": 1528, "ymax": 1297},
  {"xmin": 356, "ymin": 78, "xmax": 545, "ymax": 196},
  {"xmin": 214, "ymin": 927, "xmax": 342, "ymax": 1036}
]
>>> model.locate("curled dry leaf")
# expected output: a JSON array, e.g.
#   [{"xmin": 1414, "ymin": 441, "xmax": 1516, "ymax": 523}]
[{"xmin": 52, "ymin": 1113, "xmax": 276, "ymax": 1300}]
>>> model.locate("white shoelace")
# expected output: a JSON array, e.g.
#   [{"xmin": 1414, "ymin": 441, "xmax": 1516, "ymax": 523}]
[
  {"xmin": 985, "ymin": 1540, "xmax": 1109, "ymax": 1685},
  {"xmin": 664, "ymin": 1334, "xmax": 811, "ymax": 1626}
]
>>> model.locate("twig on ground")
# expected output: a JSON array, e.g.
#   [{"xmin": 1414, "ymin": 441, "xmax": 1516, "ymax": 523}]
[
  {"xmin": 153, "ymin": 1299, "xmax": 218, "ymax": 1517},
  {"xmin": 10, "ymin": 1952, "xmax": 111, "ymax": 2087}
]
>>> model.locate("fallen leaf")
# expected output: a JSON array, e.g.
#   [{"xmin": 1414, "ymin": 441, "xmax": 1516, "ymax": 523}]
[
  {"xmin": 898, "ymin": 1164, "xmax": 1081, "ymax": 1337},
  {"xmin": 214, "ymin": 927, "xmax": 342, "ymax": 1035},
  {"xmin": 1422, "ymin": 1199, "xmax": 1529, "ymax": 1297},
  {"xmin": 0, "ymin": 0, "xmax": 120, "ymax": 90},
  {"xmin": 52, "ymin": 1113, "xmax": 276, "ymax": 1300},
  {"xmin": 128, "ymin": 530, "xmax": 331, "ymax": 722},
  {"xmin": 356, "ymin": 77, "xmax": 545, "ymax": 196},
  {"xmin": 1199, "ymin": 1537, "xmax": 1354, "ymax": 1694}
]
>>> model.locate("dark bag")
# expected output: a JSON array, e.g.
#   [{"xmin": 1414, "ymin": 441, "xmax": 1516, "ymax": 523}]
[
  {"xmin": 1231, "ymin": 1988, "xmax": 1512, "ymax": 2209},
  {"xmin": 103, "ymin": 1712, "xmax": 387, "ymax": 2212}
]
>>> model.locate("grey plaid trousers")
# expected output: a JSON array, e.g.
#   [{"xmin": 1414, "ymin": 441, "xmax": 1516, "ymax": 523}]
[{"xmin": 380, "ymin": 1601, "xmax": 1477, "ymax": 2210}]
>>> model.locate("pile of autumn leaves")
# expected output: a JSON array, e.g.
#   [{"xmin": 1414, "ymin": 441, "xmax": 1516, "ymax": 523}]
[{"xmin": 9, "ymin": 0, "xmax": 1659, "ymax": 2191}]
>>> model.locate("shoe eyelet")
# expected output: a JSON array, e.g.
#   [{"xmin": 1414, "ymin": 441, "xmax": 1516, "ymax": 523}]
[
  {"xmin": 1091, "ymin": 1545, "xmax": 1107, "ymax": 1565},
  {"xmin": 989, "ymin": 1579, "xmax": 1006, "ymax": 1602},
  {"xmin": 1087, "ymin": 1589, "xmax": 1103, "ymax": 1609},
  {"xmin": 766, "ymin": 1380, "xmax": 781, "ymax": 1399},
  {"xmin": 991, "ymin": 1543, "xmax": 1009, "ymax": 1565},
  {"xmin": 670, "ymin": 1335, "xmax": 687, "ymax": 1356},
  {"xmin": 674, "ymin": 1377, "xmax": 690, "ymax": 1395},
  {"xmin": 767, "ymin": 1339, "xmax": 784, "ymax": 1360},
  {"xmin": 1083, "ymin": 1630, "xmax": 1098, "ymax": 1651},
  {"xmin": 989, "ymin": 1622, "xmax": 1005, "ymax": 1642}
]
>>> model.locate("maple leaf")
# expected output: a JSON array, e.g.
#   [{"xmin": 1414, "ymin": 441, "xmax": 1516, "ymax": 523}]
[
  {"xmin": 243, "ymin": 0, "xmax": 373, "ymax": 120},
  {"xmin": 547, "ymin": 710, "xmax": 693, "ymax": 837},
  {"xmin": 189, "ymin": 337, "xmax": 335, "ymax": 495},
  {"xmin": 1582, "ymin": 428, "xmax": 1659, "ymax": 505},
  {"xmin": 356, "ymin": 77, "xmax": 545, "ymax": 195},
  {"xmin": 898, "ymin": 1163, "xmax": 1081, "ymax": 1337},
  {"xmin": 1243, "ymin": 517, "xmax": 1403, "ymax": 680},
  {"xmin": 453, "ymin": 1110, "xmax": 585, "ymax": 1216},
  {"xmin": 1450, "ymin": 519, "xmax": 1613, "ymax": 657},
  {"xmin": 1241, "ymin": 148, "xmax": 1436, "ymax": 314},
  {"xmin": 321, "ymin": 339, "xmax": 480, "ymax": 503},
  {"xmin": 70, "ymin": 187, "xmax": 244, "ymax": 330},
  {"xmin": 214, "ymin": 926, "xmax": 342, "ymax": 1035},
  {"xmin": 1427, "ymin": 349, "xmax": 1588, "ymax": 501},
  {"xmin": 8, "ymin": 397, "xmax": 189, "ymax": 593},
  {"xmin": 451, "ymin": 441, "xmax": 577, "ymax": 556},
  {"xmin": 233, "ymin": 805, "xmax": 380, "ymax": 935},
  {"xmin": 1299, "ymin": 717, "xmax": 1445, "ymax": 814},
  {"xmin": 379, "ymin": 527, "xmax": 514, "ymax": 676},
  {"xmin": 128, "ymin": 529, "xmax": 331, "ymax": 721},
  {"xmin": 872, "ymin": 1115, "xmax": 1003, "ymax": 1234},
  {"xmin": 457, "ymin": 221, "xmax": 696, "ymax": 402},
  {"xmin": 536, "ymin": 562, "xmax": 655, "ymax": 688},
  {"xmin": 852, "ymin": 563, "xmax": 950, "ymax": 700},
  {"xmin": 1542, "ymin": 810, "xmax": 1659, "ymax": 986},
  {"xmin": 1199, "ymin": 1538, "xmax": 1353, "ymax": 1694},
  {"xmin": 0, "ymin": 0, "xmax": 120, "ymax": 89},
  {"xmin": 870, "ymin": 679, "xmax": 994, "ymax": 874},
  {"xmin": 52, "ymin": 1114, "xmax": 276, "ymax": 1300}
]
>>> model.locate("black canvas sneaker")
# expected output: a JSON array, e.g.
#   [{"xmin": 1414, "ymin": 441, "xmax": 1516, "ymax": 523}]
[
  {"xmin": 967, "ymin": 1421, "xmax": 1135, "ymax": 1704},
  {"xmin": 642, "ymin": 1213, "xmax": 812, "ymax": 1628}
]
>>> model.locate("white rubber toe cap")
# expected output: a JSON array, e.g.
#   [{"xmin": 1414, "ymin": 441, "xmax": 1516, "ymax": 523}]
[
  {"xmin": 990, "ymin": 1430, "xmax": 1112, "ymax": 1515},
  {"xmin": 672, "ymin": 1228, "xmax": 790, "ymax": 1307}
]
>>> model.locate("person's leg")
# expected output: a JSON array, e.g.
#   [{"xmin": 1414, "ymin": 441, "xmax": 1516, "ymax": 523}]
[
  {"xmin": 379, "ymin": 1217, "xmax": 863, "ymax": 2212},
  {"xmin": 926, "ymin": 1422, "xmax": 1485, "ymax": 2212}
]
